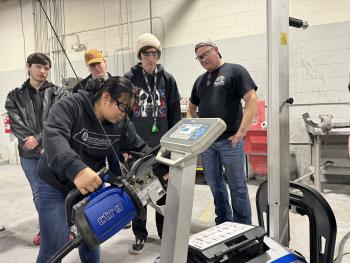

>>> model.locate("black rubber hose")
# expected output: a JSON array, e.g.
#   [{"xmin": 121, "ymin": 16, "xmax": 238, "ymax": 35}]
[
  {"xmin": 47, "ymin": 235, "xmax": 83, "ymax": 263},
  {"xmin": 117, "ymin": 176, "xmax": 146, "ymax": 220}
]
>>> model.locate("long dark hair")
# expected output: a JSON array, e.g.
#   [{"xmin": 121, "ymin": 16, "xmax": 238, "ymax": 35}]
[{"xmin": 86, "ymin": 76, "xmax": 135, "ymax": 105}]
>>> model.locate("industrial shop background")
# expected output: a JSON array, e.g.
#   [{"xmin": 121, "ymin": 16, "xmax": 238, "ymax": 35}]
[{"xmin": 0, "ymin": 0, "xmax": 349, "ymax": 176}]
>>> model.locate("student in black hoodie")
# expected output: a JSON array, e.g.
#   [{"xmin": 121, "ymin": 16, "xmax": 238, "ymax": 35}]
[
  {"xmin": 36, "ymin": 76, "xmax": 148, "ymax": 263},
  {"xmin": 124, "ymin": 33, "xmax": 181, "ymax": 255}
]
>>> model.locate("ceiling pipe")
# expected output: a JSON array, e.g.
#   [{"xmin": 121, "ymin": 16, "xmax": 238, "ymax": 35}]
[{"xmin": 149, "ymin": 0, "xmax": 153, "ymax": 33}]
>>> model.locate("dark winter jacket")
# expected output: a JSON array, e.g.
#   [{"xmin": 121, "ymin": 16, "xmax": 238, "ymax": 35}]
[
  {"xmin": 37, "ymin": 90, "xmax": 149, "ymax": 193},
  {"xmin": 5, "ymin": 80, "xmax": 65, "ymax": 159}
]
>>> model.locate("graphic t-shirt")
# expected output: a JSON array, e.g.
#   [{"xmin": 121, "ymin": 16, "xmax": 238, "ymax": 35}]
[{"xmin": 190, "ymin": 63, "xmax": 257, "ymax": 141}]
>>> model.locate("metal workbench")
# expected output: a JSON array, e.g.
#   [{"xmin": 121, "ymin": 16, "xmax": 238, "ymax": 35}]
[{"xmin": 302, "ymin": 113, "xmax": 350, "ymax": 191}]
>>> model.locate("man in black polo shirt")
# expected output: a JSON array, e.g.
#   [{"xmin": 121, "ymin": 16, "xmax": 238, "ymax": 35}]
[{"xmin": 187, "ymin": 40, "xmax": 259, "ymax": 225}]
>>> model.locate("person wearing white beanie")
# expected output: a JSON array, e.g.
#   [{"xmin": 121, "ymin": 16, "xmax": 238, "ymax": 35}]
[
  {"xmin": 135, "ymin": 33, "xmax": 162, "ymax": 60},
  {"xmin": 124, "ymin": 33, "xmax": 181, "ymax": 255}
]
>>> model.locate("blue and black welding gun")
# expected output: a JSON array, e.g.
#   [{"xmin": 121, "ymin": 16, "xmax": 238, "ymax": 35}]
[{"xmin": 48, "ymin": 146, "xmax": 165, "ymax": 263}]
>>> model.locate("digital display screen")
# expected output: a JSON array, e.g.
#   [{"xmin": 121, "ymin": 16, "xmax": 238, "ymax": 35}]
[{"xmin": 169, "ymin": 123, "xmax": 209, "ymax": 141}]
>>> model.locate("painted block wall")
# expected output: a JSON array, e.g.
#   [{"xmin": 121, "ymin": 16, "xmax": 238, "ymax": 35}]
[{"xmin": 0, "ymin": 0, "xmax": 348, "ymax": 174}]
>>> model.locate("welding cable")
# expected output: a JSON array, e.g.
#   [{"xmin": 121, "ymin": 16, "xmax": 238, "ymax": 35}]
[{"xmin": 37, "ymin": 0, "xmax": 131, "ymax": 165}]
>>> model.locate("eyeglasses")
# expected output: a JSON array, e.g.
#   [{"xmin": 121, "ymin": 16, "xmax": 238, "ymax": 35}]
[
  {"xmin": 195, "ymin": 47, "xmax": 214, "ymax": 61},
  {"xmin": 142, "ymin": 51, "xmax": 159, "ymax": 58},
  {"xmin": 33, "ymin": 64, "xmax": 51, "ymax": 71},
  {"xmin": 115, "ymin": 100, "xmax": 129, "ymax": 113}
]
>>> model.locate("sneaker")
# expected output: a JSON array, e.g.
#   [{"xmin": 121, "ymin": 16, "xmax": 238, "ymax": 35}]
[
  {"xmin": 153, "ymin": 256, "xmax": 160, "ymax": 263},
  {"xmin": 33, "ymin": 232, "xmax": 41, "ymax": 246},
  {"xmin": 128, "ymin": 237, "xmax": 145, "ymax": 255}
]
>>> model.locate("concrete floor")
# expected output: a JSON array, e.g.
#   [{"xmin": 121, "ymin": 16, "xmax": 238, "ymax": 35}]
[{"xmin": 0, "ymin": 164, "xmax": 349, "ymax": 263}]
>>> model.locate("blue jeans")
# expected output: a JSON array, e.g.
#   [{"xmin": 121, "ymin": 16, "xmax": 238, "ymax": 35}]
[
  {"xmin": 201, "ymin": 139, "xmax": 252, "ymax": 225},
  {"xmin": 20, "ymin": 157, "xmax": 39, "ymax": 212},
  {"xmin": 36, "ymin": 177, "xmax": 100, "ymax": 263}
]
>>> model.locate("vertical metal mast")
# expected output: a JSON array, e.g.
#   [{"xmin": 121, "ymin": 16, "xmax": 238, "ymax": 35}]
[{"xmin": 267, "ymin": 0, "xmax": 290, "ymax": 246}]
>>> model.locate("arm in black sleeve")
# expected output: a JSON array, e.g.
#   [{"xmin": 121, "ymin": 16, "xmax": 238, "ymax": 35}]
[
  {"xmin": 189, "ymin": 77, "xmax": 201, "ymax": 106},
  {"xmin": 233, "ymin": 65, "xmax": 258, "ymax": 98},
  {"xmin": 34, "ymin": 131, "xmax": 43, "ymax": 149},
  {"xmin": 165, "ymin": 74, "xmax": 182, "ymax": 129},
  {"xmin": 107, "ymin": 154, "xmax": 123, "ymax": 177},
  {"xmin": 36, "ymin": 86, "xmax": 66, "ymax": 146},
  {"xmin": 167, "ymin": 100, "xmax": 181, "ymax": 129},
  {"xmin": 123, "ymin": 71, "xmax": 133, "ymax": 79},
  {"xmin": 43, "ymin": 99, "xmax": 87, "ymax": 182},
  {"xmin": 119, "ymin": 117, "xmax": 150, "ymax": 154},
  {"xmin": 72, "ymin": 82, "xmax": 82, "ymax": 93},
  {"xmin": 5, "ymin": 92, "xmax": 34, "ymax": 141},
  {"xmin": 73, "ymin": 78, "xmax": 88, "ymax": 93}
]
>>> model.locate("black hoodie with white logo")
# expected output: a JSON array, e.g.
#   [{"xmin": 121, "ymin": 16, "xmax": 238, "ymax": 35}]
[
  {"xmin": 37, "ymin": 90, "xmax": 148, "ymax": 193},
  {"xmin": 124, "ymin": 63, "xmax": 181, "ymax": 148}
]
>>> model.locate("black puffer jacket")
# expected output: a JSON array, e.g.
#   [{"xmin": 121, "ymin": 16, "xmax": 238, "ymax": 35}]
[{"xmin": 5, "ymin": 80, "xmax": 65, "ymax": 159}]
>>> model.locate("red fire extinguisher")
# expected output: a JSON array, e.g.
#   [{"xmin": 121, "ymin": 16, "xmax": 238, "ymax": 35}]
[{"xmin": 4, "ymin": 114, "xmax": 12, "ymax": 134}]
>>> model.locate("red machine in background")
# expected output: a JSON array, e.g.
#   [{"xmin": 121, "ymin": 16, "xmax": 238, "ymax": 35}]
[
  {"xmin": 3, "ymin": 114, "xmax": 12, "ymax": 134},
  {"xmin": 244, "ymin": 101, "xmax": 267, "ymax": 176}
]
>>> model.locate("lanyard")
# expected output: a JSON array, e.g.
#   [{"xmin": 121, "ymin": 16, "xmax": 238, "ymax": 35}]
[
  {"xmin": 142, "ymin": 66, "xmax": 159, "ymax": 133},
  {"xmin": 142, "ymin": 66, "xmax": 158, "ymax": 106}
]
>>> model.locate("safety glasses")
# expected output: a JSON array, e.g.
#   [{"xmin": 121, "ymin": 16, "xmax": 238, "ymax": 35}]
[{"xmin": 195, "ymin": 47, "xmax": 214, "ymax": 61}]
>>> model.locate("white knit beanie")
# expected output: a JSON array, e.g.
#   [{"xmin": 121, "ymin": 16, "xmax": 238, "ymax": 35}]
[{"xmin": 135, "ymin": 33, "xmax": 162, "ymax": 60}]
